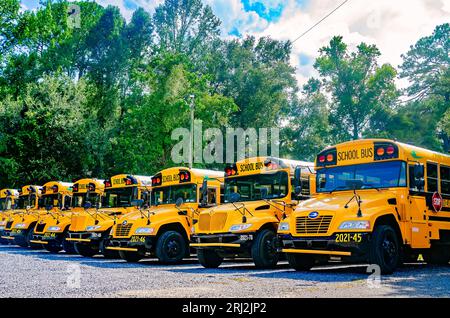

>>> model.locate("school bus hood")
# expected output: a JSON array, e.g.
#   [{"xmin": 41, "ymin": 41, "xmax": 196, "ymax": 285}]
[
  {"xmin": 196, "ymin": 201, "xmax": 279, "ymax": 234},
  {"xmin": 118, "ymin": 206, "xmax": 183, "ymax": 222},
  {"xmin": 292, "ymin": 190, "xmax": 397, "ymax": 218},
  {"xmin": 69, "ymin": 210, "xmax": 115, "ymax": 232}
]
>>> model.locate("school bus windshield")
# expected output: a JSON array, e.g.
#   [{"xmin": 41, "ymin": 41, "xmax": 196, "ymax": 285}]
[
  {"xmin": 72, "ymin": 193, "xmax": 102, "ymax": 208},
  {"xmin": 317, "ymin": 161, "xmax": 407, "ymax": 193},
  {"xmin": 39, "ymin": 194, "xmax": 60, "ymax": 208},
  {"xmin": 17, "ymin": 195, "xmax": 36, "ymax": 209},
  {"xmin": 151, "ymin": 184, "xmax": 197, "ymax": 205},
  {"xmin": 102, "ymin": 187, "xmax": 137, "ymax": 208},
  {"xmin": 224, "ymin": 171, "xmax": 289, "ymax": 202}
]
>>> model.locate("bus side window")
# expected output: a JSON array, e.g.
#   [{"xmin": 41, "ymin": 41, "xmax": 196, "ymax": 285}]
[
  {"xmin": 301, "ymin": 175, "xmax": 310, "ymax": 195},
  {"xmin": 441, "ymin": 165, "xmax": 450, "ymax": 195},
  {"xmin": 409, "ymin": 164, "xmax": 424, "ymax": 192},
  {"xmin": 200, "ymin": 188, "xmax": 217, "ymax": 206},
  {"xmin": 427, "ymin": 163, "xmax": 438, "ymax": 193},
  {"xmin": 64, "ymin": 196, "xmax": 71, "ymax": 209}
]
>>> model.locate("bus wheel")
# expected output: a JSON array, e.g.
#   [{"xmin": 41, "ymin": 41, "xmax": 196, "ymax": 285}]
[
  {"xmin": 251, "ymin": 229, "xmax": 279, "ymax": 269},
  {"xmin": 156, "ymin": 231, "xmax": 187, "ymax": 264},
  {"xmin": 119, "ymin": 250, "xmax": 144, "ymax": 263},
  {"xmin": 368, "ymin": 225, "xmax": 400, "ymax": 274},
  {"xmin": 75, "ymin": 243, "xmax": 98, "ymax": 257},
  {"xmin": 423, "ymin": 246, "xmax": 450, "ymax": 265},
  {"xmin": 45, "ymin": 243, "xmax": 62, "ymax": 253},
  {"xmin": 100, "ymin": 241, "xmax": 120, "ymax": 259},
  {"xmin": 63, "ymin": 239, "xmax": 77, "ymax": 254},
  {"xmin": 197, "ymin": 249, "xmax": 223, "ymax": 268},
  {"xmin": 27, "ymin": 230, "xmax": 42, "ymax": 249},
  {"xmin": 286, "ymin": 253, "xmax": 315, "ymax": 271},
  {"xmin": 15, "ymin": 233, "xmax": 29, "ymax": 248}
]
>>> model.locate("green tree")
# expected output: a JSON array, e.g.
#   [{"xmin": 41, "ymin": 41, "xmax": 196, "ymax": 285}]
[
  {"xmin": 399, "ymin": 23, "xmax": 449, "ymax": 101},
  {"xmin": 314, "ymin": 36, "xmax": 398, "ymax": 140}
]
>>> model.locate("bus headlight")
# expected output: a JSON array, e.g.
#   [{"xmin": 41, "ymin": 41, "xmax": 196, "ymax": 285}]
[
  {"xmin": 86, "ymin": 225, "xmax": 102, "ymax": 231},
  {"xmin": 229, "ymin": 224, "xmax": 252, "ymax": 232},
  {"xmin": 48, "ymin": 226, "xmax": 61, "ymax": 232},
  {"xmin": 338, "ymin": 221, "xmax": 370, "ymax": 230},
  {"xmin": 15, "ymin": 223, "xmax": 27, "ymax": 229},
  {"xmin": 278, "ymin": 222, "xmax": 289, "ymax": 231},
  {"xmin": 135, "ymin": 227, "xmax": 154, "ymax": 235}
]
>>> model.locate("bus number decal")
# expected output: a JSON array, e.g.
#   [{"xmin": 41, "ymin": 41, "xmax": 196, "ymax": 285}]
[{"xmin": 335, "ymin": 233, "xmax": 362, "ymax": 243}]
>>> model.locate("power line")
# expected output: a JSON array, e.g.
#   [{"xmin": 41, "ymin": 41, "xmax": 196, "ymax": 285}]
[{"xmin": 292, "ymin": 0, "xmax": 350, "ymax": 43}]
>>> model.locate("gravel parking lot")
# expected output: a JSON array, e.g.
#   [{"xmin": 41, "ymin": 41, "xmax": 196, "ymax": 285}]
[{"xmin": 0, "ymin": 245, "xmax": 449, "ymax": 298}]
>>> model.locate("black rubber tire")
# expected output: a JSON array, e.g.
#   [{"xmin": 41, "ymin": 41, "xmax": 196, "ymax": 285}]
[
  {"xmin": 75, "ymin": 243, "xmax": 98, "ymax": 257},
  {"xmin": 423, "ymin": 246, "xmax": 450, "ymax": 265},
  {"xmin": 119, "ymin": 250, "xmax": 144, "ymax": 262},
  {"xmin": 100, "ymin": 240, "xmax": 120, "ymax": 259},
  {"xmin": 26, "ymin": 228, "xmax": 42, "ymax": 249},
  {"xmin": 251, "ymin": 229, "xmax": 279, "ymax": 269},
  {"xmin": 62, "ymin": 238, "xmax": 77, "ymax": 254},
  {"xmin": 286, "ymin": 253, "xmax": 315, "ymax": 271},
  {"xmin": 15, "ymin": 232, "xmax": 29, "ymax": 248},
  {"xmin": 368, "ymin": 225, "xmax": 400, "ymax": 275},
  {"xmin": 155, "ymin": 231, "xmax": 188, "ymax": 264},
  {"xmin": 44, "ymin": 243, "xmax": 63, "ymax": 253},
  {"xmin": 197, "ymin": 249, "xmax": 223, "ymax": 268}
]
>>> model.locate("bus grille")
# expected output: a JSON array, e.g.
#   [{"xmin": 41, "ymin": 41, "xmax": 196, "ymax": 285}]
[
  {"xmin": 35, "ymin": 223, "xmax": 46, "ymax": 233},
  {"xmin": 115, "ymin": 224, "xmax": 133, "ymax": 237},
  {"xmin": 296, "ymin": 216, "xmax": 333, "ymax": 235},
  {"xmin": 198, "ymin": 213, "xmax": 227, "ymax": 232},
  {"xmin": 5, "ymin": 221, "xmax": 13, "ymax": 230}
]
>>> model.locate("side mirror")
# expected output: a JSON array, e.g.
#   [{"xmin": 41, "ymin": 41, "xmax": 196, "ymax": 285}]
[
  {"xmin": 294, "ymin": 167, "xmax": 303, "ymax": 195},
  {"xmin": 95, "ymin": 202, "xmax": 100, "ymax": 209},
  {"xmin": 200, "ymin": 179, "xmax": 208, "ymax": 206},
  {"xmin": 131, "ymin": 199, "xmax": 144, "ymax": 207},
  {"xmin": 175, "ymin": 197, "xmax": 184, "ymax": 208},
  {"xmin": 229, "ymin": 192, "xmax": 240, "ymax": 203},
  {"xmin": 260, "ymin": 188, "xmax": 268, "ymax": 199},
  {"xmin": 84, "ymin": 201, "xmax": 92, "ymax": 209}
]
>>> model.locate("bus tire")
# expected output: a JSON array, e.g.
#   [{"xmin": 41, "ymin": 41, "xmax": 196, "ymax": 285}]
[
  {"xmin": 45, "ymin": 243, "xmax": 62, "ymax": 253},
  {"xmin": 27, "ymin": 230, "xmax": 42, "ymax": 249},
  {"xmin": 368, "ymin": 225, "xmax": 400, "ymax": 274},
  {"xmin": 155, "ymin": 231, "xmax": 187, "ymax": 264},
  {"xmin": 119, "ymin": 250, "xmax": 144, "ymax": 263},
  {"xmin": 197, "ymin": 249, "xmax": 223, "ymax": 268},
  {"xmin": 75, "ymin": 243, "xmax": 98, "ymax": 257},
  {"xmin": 423, "ymin": 246, "xmax": 450, "ymax": 265},
  {"xmin": 16, "ymin": 233, "xmax": 29, "ymax": 248},
  {"xmin": 251, "ymin": 229, "xmax": 279, "ymax": 269},
  {"xmin": 100, "ymin": 240, "xmax": 120, "ymax": 259},
  {"xmin": 286, "ymin": 253, "xmax": 315, "ymax": 271},
  {"xmin": 63, "ymin": 239, "xmax": 77, "ymax": 254}
]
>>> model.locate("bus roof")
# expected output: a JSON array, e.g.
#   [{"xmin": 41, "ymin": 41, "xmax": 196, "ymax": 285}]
[
  {"xmin": 20, "ymin": 185, "xmax": 42, "ymax": 196},
  {"xmin": 0, "ymin": 189, "xmax": 19, "ymax": 198},
  {"xmin": 318, "ymin": 138, "xmax": 450, "ymax": 167}
]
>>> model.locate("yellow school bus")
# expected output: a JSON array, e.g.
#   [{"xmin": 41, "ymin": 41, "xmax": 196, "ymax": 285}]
[
  {"xmin": 0, "ymin": 188, "xmax": 19, "ymax": 244},
  {"xmin": 67, "ymin": 175, "xmax": 151, "ymax": 258},
  {"xmin": 1, "ymin": 185, "xmax": 43, "ymax": 248},
  {"xmin": 106, "ymin": 167, "xmax": 223, "ymax": 264},
  {"xmin": 30, "ymin": 181, "xmax": 74, "ymax": 253},
  {"xmin": 191, "ymin": 157, "xmax": 314, "ymax": 268},
  {"xmin": 279, "ymin": 139, "xmax": 450, "ymax": 274}
]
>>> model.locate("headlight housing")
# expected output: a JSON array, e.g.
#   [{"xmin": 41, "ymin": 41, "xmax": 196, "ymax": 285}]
[
  {"xmin": 229, "ymin": 224, "xmax": 252, "ymax": 232},
  {"xmin": 15, "ymin": 223, "xmax": 27, "ymax": 229},
  {"xmin": 86, "ymin": 225, "xmax": 102, "ymax": 231},
  {"xmin": 135, "ymin": 227, "xmax": 154, "ymax": 235},
  {"xmin": 338, "ymin": 220, "xmax": 370, "ymax": 230},
  {"xmin": 48, "ymin": 226, "xmax": 61, "ymax": 232},
  {"xmin": 278, "ymin": 222, "xmax": 290, "ymax": 231}
]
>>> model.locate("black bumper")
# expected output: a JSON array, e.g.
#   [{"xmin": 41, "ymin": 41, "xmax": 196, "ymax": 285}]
[
  {"xmin": 32, "ymin": 232, "xmax": 64, "ymax": 244},
  {"xmin": 191, "ymin": 233, "xmax": 255, "ymax": 255},
  {"xmin": 278, "ymin": 232, "xmax": 371, "ymax": 260},
  {"xmin": 106, "ymin": 236, "xmax": 155, "ymax": 252},
  {"xmin": 68, "ymin": 232, "xmax": 103, "ymax": 245}
]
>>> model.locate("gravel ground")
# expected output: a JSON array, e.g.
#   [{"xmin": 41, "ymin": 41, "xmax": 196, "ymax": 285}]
[{"xmin": 0, "ymin": 245, "xmax": 449, "ymax": 298}]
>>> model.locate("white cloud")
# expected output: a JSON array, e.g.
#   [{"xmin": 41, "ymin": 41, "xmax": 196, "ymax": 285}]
[{"xmin": 241, "ymin": 0, "xmax": 450, "ymax": 89}]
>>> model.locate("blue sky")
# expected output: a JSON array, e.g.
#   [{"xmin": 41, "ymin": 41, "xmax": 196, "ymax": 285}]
[{"xmin": 19, "ymin": 0, "xmax": 450, "ymax": 88}]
